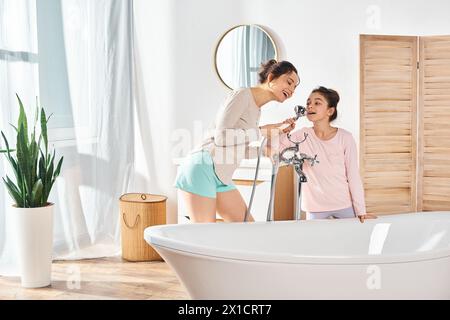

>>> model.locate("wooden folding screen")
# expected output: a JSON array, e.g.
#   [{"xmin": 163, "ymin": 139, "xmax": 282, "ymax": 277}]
[
  {"xmin": 360, "ymin": 35, "xmax": 418, "ymax": 215},
  {"xmin": 417, "ymin": 36, "xmax": 450, "ymax": 211}
]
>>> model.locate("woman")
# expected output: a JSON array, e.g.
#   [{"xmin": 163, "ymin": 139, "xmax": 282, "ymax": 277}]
[
  {"xmin": 279, "ymin": 86, "xmax": 377, "ymax": 223},
  {"xmin": 174, "ymin": 59, "xmax": 300, "ymax": 223}
]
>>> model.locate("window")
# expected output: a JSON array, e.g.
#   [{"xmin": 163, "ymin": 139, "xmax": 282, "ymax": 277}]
[{"xmin": 0, "ymin": 0, "xmax": 97, "ymax": 148}]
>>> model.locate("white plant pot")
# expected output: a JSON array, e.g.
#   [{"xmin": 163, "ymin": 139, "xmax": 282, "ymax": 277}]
[{"xmin": 12, "ymin": 203, "xmax": 54, "ymax": 288}]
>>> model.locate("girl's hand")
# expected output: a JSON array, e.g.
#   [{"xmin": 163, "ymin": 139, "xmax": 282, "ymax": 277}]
[{"xmin": 358, "ymin": 213, "xmax": 378, "ymax": 223}]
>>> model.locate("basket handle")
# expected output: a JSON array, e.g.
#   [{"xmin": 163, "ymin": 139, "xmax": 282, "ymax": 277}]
[{"xmin": 122, "ymin": 212, "xmax": 140, "ymax": 229}]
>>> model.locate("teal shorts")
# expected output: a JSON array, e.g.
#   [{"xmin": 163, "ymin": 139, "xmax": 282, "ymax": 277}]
[{"xmin": 174, "ymin": 150, "xmax": 237, "ymax": 198}]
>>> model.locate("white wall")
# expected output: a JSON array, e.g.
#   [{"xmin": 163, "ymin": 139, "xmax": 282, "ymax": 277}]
[{"xmin": 134, "ymin": 0, "xmax": 450, "ymax": 222}]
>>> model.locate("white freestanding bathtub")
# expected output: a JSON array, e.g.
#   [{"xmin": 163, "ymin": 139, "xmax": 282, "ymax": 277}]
[{"xmin": 144, "ymin": 212, "xmax": 450, "ymax": 299}]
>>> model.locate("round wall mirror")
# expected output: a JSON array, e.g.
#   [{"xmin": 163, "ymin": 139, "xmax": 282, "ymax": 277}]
[{"xmin": 215, "ymin": 25, "xmax": 278, "ymax": 90}]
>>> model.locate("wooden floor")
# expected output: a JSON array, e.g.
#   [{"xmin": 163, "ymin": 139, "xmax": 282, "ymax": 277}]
[{"xmin": 0, "ymin": 257, "xmax": 189, "ymax": 300}]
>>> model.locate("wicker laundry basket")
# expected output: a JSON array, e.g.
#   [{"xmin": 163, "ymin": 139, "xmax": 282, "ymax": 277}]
[{"xmin": 119, "ymin": 193, "xmax": 167, "ymax": 261}]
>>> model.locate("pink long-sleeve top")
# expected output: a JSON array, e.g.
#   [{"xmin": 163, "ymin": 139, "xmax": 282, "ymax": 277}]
[{"xmin": 278, "ymin": 127, "xmax": 366, "ymax": 216}]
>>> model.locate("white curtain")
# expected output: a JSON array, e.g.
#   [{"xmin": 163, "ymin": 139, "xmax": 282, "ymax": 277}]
[
  {"xmin": 0, "ymin": 0, "xmax": 134, "ymax": 275},
  {"xmin": 0, "ymin": 0, "xmax": 40, "ymax": 275},
  {"xmin": 232, "ymin": 26, "xmax": 250, "ymax": 88},
  {"xmin": 232, "ymin": 25, "xmax": 276, "ymax": 88},
  {"xmin": 249, "ymin": 26, "xmax": 275, "ymax": 80}
]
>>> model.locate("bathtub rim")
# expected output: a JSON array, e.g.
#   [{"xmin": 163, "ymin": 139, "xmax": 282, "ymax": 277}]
[
  {"xmin": 144, "ymin": 212, "xmax": 450, "ymax": 265},
  {"xmin": 150, "ymin": 241, "xmax": 450, "ymax": 266}
]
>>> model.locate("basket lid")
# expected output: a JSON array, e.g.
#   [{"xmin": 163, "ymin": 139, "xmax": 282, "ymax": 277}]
[{"xmin": 119, "ymin": 193, "xmax": 167, "ymax": 203}]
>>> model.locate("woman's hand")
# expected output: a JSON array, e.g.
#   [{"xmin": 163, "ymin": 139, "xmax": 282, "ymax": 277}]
[
  {"xmin": 259, "ymin": 118, "xmax": 296, "ymax": 159},
  {"xmin": 279, "ymin": 117, "xmax": 297, "ymax": 134},
  {"xmin": 358, "ymin": 213, "xmax": 378, "ymax": 223},
  {"xmin": 260, "ymin": 117, "xmax": 297, "ymax": 137}
]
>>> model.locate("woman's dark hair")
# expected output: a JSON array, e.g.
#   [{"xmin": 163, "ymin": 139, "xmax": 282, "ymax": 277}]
[
  {"xmin": 258, "ymin": 59, "xmax": 298, "ymax": 84},
  {"xmin": 311, "ymin": 86, "xmax": 340, "ymax": 122}
]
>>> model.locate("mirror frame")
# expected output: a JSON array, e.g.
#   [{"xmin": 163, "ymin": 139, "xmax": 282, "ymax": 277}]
[{"xmin": 214, "ymin": 24, "xmax": 278, "ymax": 90}]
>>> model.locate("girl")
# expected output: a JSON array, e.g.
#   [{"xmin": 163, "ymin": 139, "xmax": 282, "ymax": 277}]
[
  {"xmin": 174, "ymin": 60, "xmax": 300, "ymax": 223},
  {"xmin": 278, "ymin": 86, "xmax": 377, "ymax": 223}
]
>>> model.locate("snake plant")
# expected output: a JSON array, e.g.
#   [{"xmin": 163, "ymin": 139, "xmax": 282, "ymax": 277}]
[{"xmin": 1, "ymin": 94, "xmax": 63, "ymax": 208}]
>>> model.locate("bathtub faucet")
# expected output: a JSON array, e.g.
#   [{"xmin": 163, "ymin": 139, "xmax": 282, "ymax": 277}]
[
  {"xmin": 266, "ymin": 132, "xmax": 319, "ymax": 221},
  {"xmin": 279, "ymin": 131, "xmax": 319, "ymax": 166},
  {"xmin": 249, "ymin": 106, "xmax": 317, "ymax": 223}
]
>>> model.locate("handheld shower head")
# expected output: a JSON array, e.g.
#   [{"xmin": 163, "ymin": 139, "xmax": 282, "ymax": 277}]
[
  {"xmin": 279, "ymin": 105, "xmax": 307, "ymax": 133},
  {"xmin": 294, "ymin": 105, "xmax": 306, "ymax": 120}
]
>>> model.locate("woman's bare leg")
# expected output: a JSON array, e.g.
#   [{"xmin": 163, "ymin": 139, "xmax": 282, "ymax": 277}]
[
  {"xmin": 216, "ymin": 189, "xmax": 254, "ymax": 222},
  {"xmin": 178, "ymin": 189, "xmax": 216, "ymax": 223}
]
